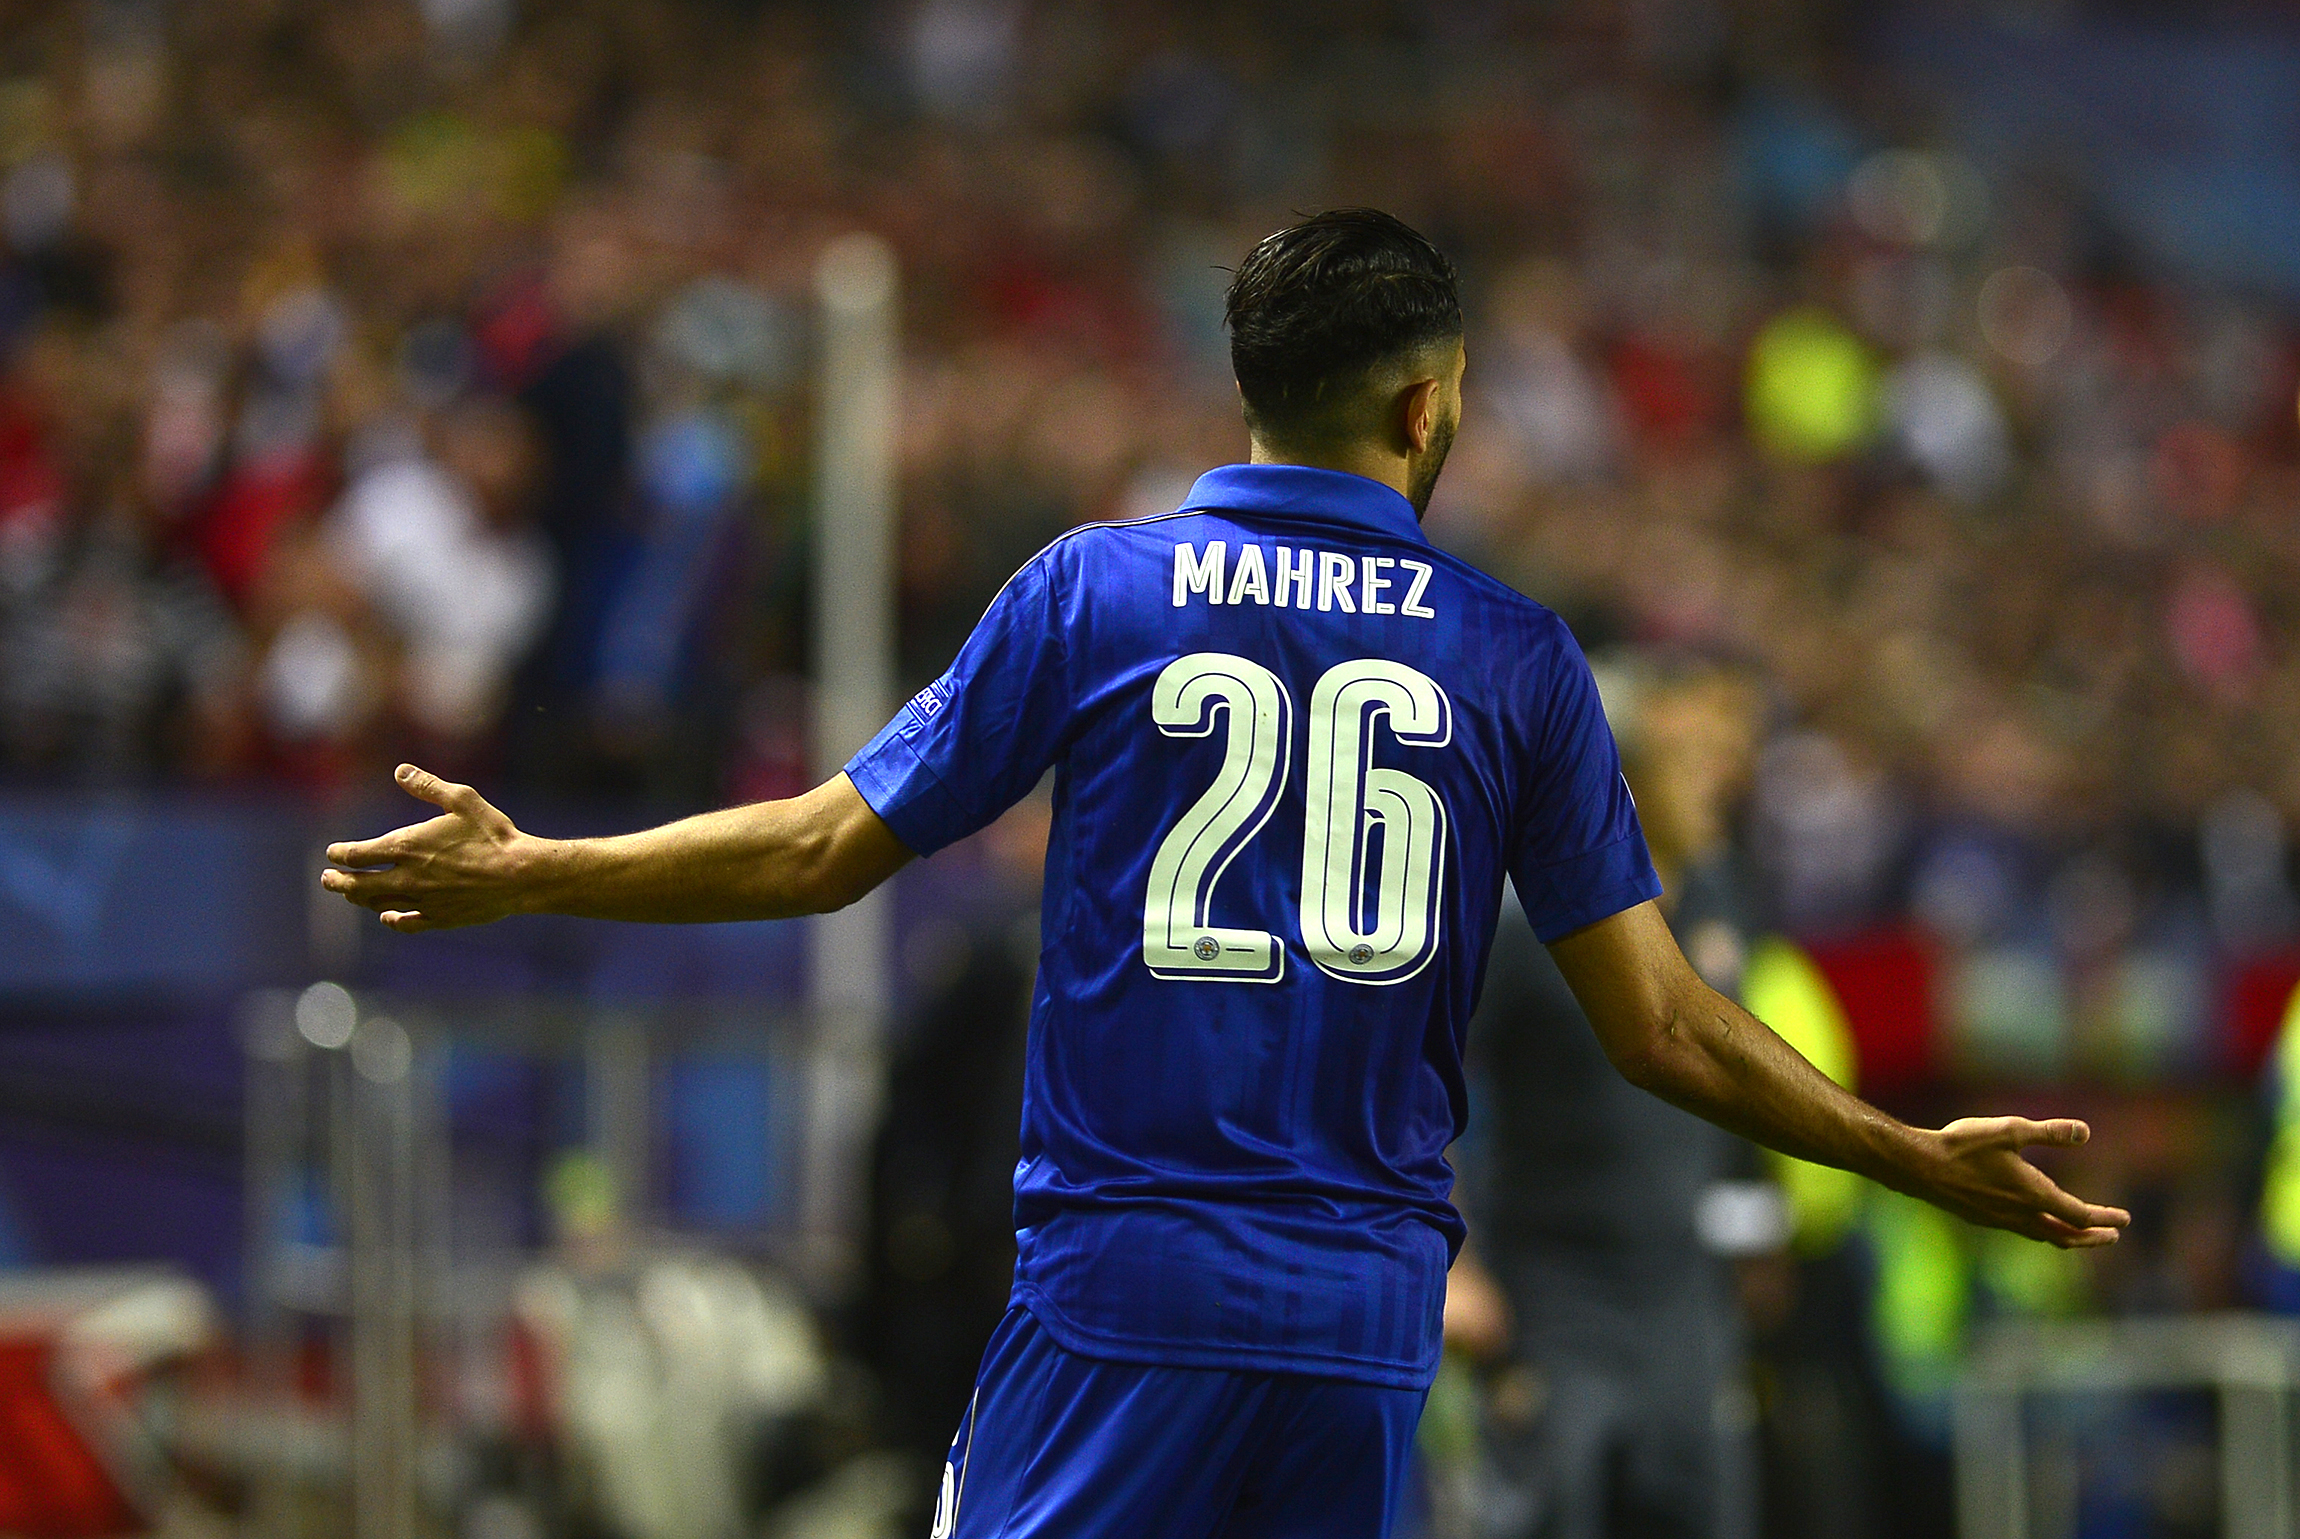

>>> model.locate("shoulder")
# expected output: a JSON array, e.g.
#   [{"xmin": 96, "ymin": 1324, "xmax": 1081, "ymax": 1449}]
[
  {"xmin": 962, "ymin": 511, "xmax": 1211, "ymax": 633},
  {"xmin": 1414, "ymin": 548, "xmax": 1580, "ymax": 655},
  {"xmin": 999, "ymin": 508, "xmax": 1228, "ymax": 597},
  {"xmin": 1032, "ymin": 508, "xmax": 1222, "ymax": 564}
]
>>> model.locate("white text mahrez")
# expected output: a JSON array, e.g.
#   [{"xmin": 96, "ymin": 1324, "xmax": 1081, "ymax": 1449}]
[{"xmin": 1172, "ymin": 540, "xmax": 1437, "ymax": 618}]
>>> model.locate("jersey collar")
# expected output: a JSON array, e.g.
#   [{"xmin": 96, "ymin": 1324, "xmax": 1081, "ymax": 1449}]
[{"xmin": 1178, "ymin": 463, "xmax": 1430, "ymax": 546}]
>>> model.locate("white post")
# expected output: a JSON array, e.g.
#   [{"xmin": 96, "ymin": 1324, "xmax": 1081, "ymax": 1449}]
[
  {"xmin": 1953, "ymin": 1378, "xmax": 2027, "ymax": 1539},
  {"xmin": 348, "ymin": 1013, "xmax": 416, "ymax": 1539},
  {"xmin": 2221, "ymin": 1378, "xmax": 2291, "ymax": 1539},
  {"xmin": 804, "ymin": 233, "xmax": 898, "ymax": 1280},
  {"xmin": 240, "ymin": 990, "xmax": 304, "ymax": 1539},
  {"xmin": 585, "ymin": 1012, "xmax": 650, "ymax": 1230}
]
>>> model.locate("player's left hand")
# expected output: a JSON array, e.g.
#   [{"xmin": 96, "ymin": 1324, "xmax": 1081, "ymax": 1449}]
[
  {"xmin": 320, "ymin": 764, "xmax": 539, "ymax": 933},
  {"xmin": 1917, "ymin": 1116, "xmax": 2129, "ymax": 1248}
]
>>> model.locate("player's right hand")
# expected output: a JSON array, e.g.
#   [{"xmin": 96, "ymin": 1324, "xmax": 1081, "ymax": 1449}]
[
  {"xmin": 320, "ymin": 763, "xmax": 539, "ymax": 933},
  {"xmin": 1915, "ymin": 1116, "xmax": 2130, "ymax": 1248}
]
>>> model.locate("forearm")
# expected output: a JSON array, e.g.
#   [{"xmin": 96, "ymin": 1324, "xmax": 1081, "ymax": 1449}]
[
  {"xmin": 1616, "ymin": 985, "xmax": 1935, "ymax": 1194},
  {"xmin": 325, "ymin": 768, "xmax": 914, "ymax": 931},
  {"xmin": 519, "ymin": 794, "xmax": 869, "ymax": 923},
  {"xmin": 1549, "ymin": 903, "xmax": 2124, "ymax": 1247}
]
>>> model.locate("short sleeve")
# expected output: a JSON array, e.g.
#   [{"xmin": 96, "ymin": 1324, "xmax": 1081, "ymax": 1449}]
[
  {"xmin": 1508, "ymin": 621, "xmax": 1663, "ymax": 942},
  {"xmin": 844, "ymin": 556, "xmax": 1072, "ymax": 857}
]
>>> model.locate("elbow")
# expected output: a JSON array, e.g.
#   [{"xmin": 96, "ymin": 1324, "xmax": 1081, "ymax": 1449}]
[
  {"xmin": 811, "ymin": 866, "xmax": 878, "ymax": 915},
  {"xmin": 1604, "ymin": 1007, "xmax": 1696, "ymax": 1097},
  {"xmin": 783, "ymin": 821, "xmax": 885, "ymax": 916},
  {"xmin": 767, "ymin": 775, "xmax": 911, "ymax": 918},
  {"xmin": 740, "ymin": 820, "xmax": 839, "ymax": 918},
  {"xmin": 759, "ymin": 780, "xmax": 909, "ymax": 919},
  {"xmin": 1606, "ymin": 1032, "xmax": 1672, "ymax": 1095}
]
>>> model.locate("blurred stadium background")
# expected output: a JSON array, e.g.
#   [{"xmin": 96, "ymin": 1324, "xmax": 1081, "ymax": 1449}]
[{"xmin": 0, "ymin": 0, "xmax": 2298, "ymax": 1535}]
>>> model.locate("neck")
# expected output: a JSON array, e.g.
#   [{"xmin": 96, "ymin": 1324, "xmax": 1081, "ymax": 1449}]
[{"xmin": 1247, "ymin": 437, "xmax": 1410, "ymax": 502}]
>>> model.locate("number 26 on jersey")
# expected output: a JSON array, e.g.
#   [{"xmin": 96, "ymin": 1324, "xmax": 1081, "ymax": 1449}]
[{"xmin": 1142, "ymin": 652, "xmax": 1450, "ymax": 987}]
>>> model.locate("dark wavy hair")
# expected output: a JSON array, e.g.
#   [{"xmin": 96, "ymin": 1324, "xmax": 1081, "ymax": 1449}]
[{"xmin": 1223, "ymin": 209, "xmax": 1462, "ymax": 444}]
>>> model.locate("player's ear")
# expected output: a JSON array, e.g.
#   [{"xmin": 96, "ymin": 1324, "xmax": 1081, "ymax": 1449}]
[{"xmin": 1400, "ymin": 375, "xmax": 1441, "ymax": 454}]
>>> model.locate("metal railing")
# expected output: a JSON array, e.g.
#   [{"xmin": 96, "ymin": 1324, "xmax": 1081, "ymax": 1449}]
[{"xmin": 1955, "ymin": 1313, "xmax": 2300, "ymax": 1539}]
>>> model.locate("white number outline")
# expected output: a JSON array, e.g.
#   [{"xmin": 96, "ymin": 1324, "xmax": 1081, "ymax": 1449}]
[
  {"xmin": 1139, "ymin": 653, "xmax": 1452, "ymax": 987},
  {"xmin": 1141, "ymin": 653, "xmax": 1292, "ymax": 982},
  {"xmin": 1300, "ymin": 660, "xmax": 1451, "ymax": 985}
]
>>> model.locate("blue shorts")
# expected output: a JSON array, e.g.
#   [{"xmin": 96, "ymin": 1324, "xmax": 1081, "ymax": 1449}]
[{"xmin": 930, "ymin": 1306, "xmax": 1428, "ymax": 1539}]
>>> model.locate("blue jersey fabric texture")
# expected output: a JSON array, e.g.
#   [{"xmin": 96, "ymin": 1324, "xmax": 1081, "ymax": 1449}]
[
  {"xmin": 932, "ymin": 1307, "xmax": 1426, "ymax": 1539},
  {"xmin": 846, "ymin": 463, "xmax": 1660, "ymax": 1390}
]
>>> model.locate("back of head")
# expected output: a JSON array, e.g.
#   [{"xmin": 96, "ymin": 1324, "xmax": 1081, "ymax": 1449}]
[{"xmin": 1224, "ymin": 209, "xmax": 1462, "ymax": 450}]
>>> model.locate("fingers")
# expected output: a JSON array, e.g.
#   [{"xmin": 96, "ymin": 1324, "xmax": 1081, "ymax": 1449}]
[
  {"xmin": 2006, "ymin": 1117, "xmax": 2089, "ymax": 1149},
  {"xmin": 1938, "ymin": 1114, "xmax": 2130, "ymax": 1247},
  {"xmin": 321, "ymin": 763, "xmax": 511, "ymax": 932},
  {"xmin": 330, "ymin": 769, "xmax": 494, "ymax": 867},
  {"xmin": 2038, "ymin": 1219, "xmax": 2124, "ymax": 1250},
  {"xmin": 326, "ymin": 828, "xmax": 415, "ymax": 868},
  {"xmin": 321, "ymin": 867, "xmax": 410, "ymax": 907},
  {"xmin": 396, "ymin": 763, "xmax": 483, "ymax": 819},
  {"xmin": 2031, "ymin": 1173, "xmax": 2130, "ymax": 1233},
  {"xmin": 319, "ymin": 863, "xmax": 434, "ymax": 927},
  {"xmin": 2034, "ymin": 1207, "xmax": 2124, "ymax": 1248},
  {"xmin": 327, "ymin": 768, "xmax": 511, "ymax": 910},
  {"xmin": 1949, "ymin": 1115, "xmax": 2090, "ymax": 1151},
  {"xmin": 326, "ymin": 884, "xmax": 437, "ymax": 930}
]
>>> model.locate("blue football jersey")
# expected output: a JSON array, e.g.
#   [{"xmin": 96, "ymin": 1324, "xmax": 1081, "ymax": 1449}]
[{"xmin": 846, "ymin": 464, "xmax": 1660, "ymax": 1389}]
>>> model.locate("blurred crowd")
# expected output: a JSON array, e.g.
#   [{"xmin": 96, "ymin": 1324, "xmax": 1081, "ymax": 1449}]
[
  {"xmin": 0, "ymin": 2, "xmax": 2295, "ymax": 1535},
  {"xmin": 0, "ymin": 0, "xmax": 2291, "ymax": 935},
  {"xmin": 0, "ymin": 0, "xmax": 2290, "ymax": 1024},
  {"xmin": 0, "ymin": 0, "xmax": 2290, "ymax": 1236}
]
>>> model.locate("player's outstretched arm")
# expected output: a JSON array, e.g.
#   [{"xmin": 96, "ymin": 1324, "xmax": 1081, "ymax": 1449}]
[
  {"xmin": 1548, "ymin": 901, "xmax": 2130, "ymax": 1249},
  {"xmin": 321, "ymin": 763, "xmax": 915, "ymax": 932}
]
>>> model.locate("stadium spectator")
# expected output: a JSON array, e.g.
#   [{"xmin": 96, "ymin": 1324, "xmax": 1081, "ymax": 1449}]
[
  {"xmin": 0, "ymin": 0, "xmax": 2281, "ymax": 879},
  {"xmin": 316, "ymin": 395, "xmax": 553, "ymax": 756},
  {"xmin": 0, "ymin": 3, "xmax": 2292, "ymax": 1533},
  {"xmin": 0, "ymin": 447, "xmax": 246, "ymax": 784},
  {"xmin": 1450, "ymin": 664, "xmax": 1765, "ymax": 1539}
]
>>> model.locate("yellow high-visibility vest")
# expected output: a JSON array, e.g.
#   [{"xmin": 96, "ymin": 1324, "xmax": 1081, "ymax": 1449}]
[
  {"xmin": 1741, "ymin": 936, "xmax": 1864, "ymax": 1255},
  {"xmin": 2260, "ymin": 981, "xmax": 2300, "ymax": 1266}
]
